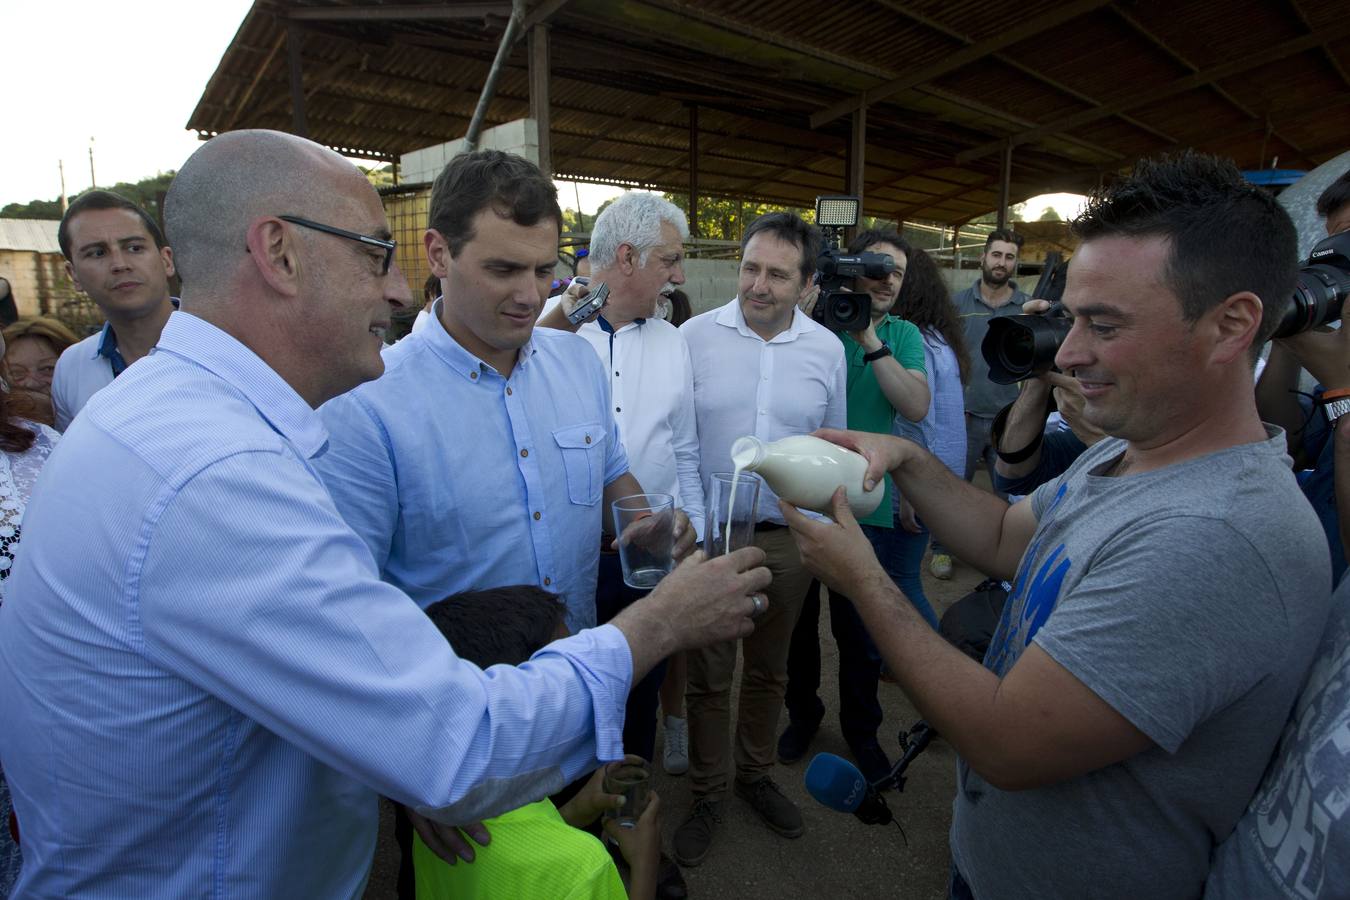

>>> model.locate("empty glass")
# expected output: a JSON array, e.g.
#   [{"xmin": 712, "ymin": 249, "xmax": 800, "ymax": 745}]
[{"xmin": 611, "ymin": 493, "xmax": 676, "ymax": 590}]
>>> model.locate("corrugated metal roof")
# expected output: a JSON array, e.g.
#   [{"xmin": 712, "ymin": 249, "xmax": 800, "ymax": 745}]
[
  {"xmin": 187, "ymin": 0, "xmax": 1350, "ymax": 225},
  {"xmin": 0, "ymin": 219, "xmax": 61, "ymax": 254}
]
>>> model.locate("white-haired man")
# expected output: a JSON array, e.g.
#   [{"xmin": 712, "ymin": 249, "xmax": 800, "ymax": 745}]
[{"xmin": 539, "ymin": 192, "xmax": 702, "ymax": 774}]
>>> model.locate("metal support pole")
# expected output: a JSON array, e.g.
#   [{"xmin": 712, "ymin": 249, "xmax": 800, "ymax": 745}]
[
  {"xmin": 997, "ymin": 140, "xmax": 1013, "ymax": 230},
  {"xmin": 287, "ymin": 24, "xmax": 309, "ymax": 138},
  {"xmin": 688, "ymin": 105, "xmax": 700, "ymax": 239},
  {"xmin": 528, "ymin": 23, "xmax": 551, "ymax": 172},
  {"xmin": 465, "ymin": 0, "xmax": 525, "ymax": 151}
]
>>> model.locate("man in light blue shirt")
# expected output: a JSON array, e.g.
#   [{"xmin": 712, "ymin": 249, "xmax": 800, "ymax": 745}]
[
  {"xmin": 317, "ymin": 151, "xmax": 687, "ymax": 635},
  {"xmin": 0, "ymin": 130, "xmax": 770, "ymax": 899}
]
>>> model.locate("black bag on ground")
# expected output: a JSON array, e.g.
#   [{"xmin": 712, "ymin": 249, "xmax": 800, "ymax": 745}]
[{"xmin": 939, "ymin": 579, "xmax": 1009, "ymax": 663}]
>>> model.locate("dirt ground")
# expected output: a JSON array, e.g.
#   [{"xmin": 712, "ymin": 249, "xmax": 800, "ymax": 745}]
[{"xmin": 363, "ymin": 548, "xmax": 989, "ymax": 900}]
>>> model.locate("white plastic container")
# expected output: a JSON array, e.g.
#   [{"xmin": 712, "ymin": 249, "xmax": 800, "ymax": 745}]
[{"xmin": 729, "ymin": 434, "xmax": 883, "ymax": 517}]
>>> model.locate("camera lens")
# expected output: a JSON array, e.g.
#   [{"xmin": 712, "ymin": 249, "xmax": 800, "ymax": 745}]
[
  {"xmin": 1271, "ymin": 266, "xmax": 1349, "ymax": 338},
  {"xmin": 999, "ymin": 329, "xmax": 1037, "ymax": 373}
]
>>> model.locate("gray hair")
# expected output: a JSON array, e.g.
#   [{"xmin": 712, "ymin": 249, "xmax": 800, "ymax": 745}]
[
  {"xmin": 165, "ymin": 130, "xmax": 361, "ymax": 288},
  {"xmin": 587, "ymin": 192, "xmax": 689, "ymax": 270}
]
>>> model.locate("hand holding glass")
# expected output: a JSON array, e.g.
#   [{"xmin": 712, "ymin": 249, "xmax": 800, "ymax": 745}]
[
  {"xmin": 612, "ymin": 493, "xmax": 676, "ymax": 589},
  {"xmin": 705, "ymin": 472, "xmax": 762, "ymax": 557}
]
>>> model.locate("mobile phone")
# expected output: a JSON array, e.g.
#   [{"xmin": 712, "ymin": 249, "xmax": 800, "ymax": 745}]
[{"xmin": 566, "ymin": 281, "xmax": 610, "ymax": 325}]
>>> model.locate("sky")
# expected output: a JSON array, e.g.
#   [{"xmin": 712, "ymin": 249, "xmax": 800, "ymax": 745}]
[{"xmin": 0, "ymin": 1, "xmax": 1079, "ymax": 220}]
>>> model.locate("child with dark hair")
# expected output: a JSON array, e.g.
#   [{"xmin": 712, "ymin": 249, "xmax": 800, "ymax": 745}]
[{"xmin": 411, "ymin": 585, "xmax": 662, "ymax": 900}]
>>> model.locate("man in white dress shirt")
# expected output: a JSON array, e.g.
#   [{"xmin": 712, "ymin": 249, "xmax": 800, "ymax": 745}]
[
  {"xmin": 538, "ymin": 192, "xmax": 704, "ymax": 771},
  {"xmin": 672, "ymin": 212, "xmax": 847, "ymax": 867}
]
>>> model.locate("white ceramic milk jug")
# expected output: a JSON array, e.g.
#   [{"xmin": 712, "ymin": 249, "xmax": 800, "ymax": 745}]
[{"xmin": 729, "ymin": 434, "xmax": 884, "ymax": 517}]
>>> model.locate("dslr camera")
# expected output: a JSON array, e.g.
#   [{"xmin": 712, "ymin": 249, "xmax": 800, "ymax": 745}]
[
  {"xmin": 811, "ymin": 195, "xmax": 894, "ymax": 333},
  {"xmin": 982, "ymin": 232, "xmax": 1350, "ymax": 384}
]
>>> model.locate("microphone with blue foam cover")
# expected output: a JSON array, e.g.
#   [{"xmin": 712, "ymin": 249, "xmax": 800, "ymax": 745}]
[{"xmin": 804, "ymin": 752, "xmax": 893, "ymax": 825}]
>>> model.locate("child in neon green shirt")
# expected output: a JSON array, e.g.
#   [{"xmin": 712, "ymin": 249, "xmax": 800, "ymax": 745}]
[{"xmin": 410, "ymin": 585, "xmax": 661, "ymax": 899}]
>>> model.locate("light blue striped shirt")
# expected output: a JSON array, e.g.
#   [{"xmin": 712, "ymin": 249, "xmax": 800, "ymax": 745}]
[
  {"xmin": 316, "ymin": 302, "xmax": 630, "ymax": 633},
  {"xmin": 0, "ymin": 311, "xmax": 631, "ymax": 899}
]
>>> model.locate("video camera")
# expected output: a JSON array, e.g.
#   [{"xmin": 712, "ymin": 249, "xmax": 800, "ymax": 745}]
[
  {"xmin": 981, "ymin": 232, "xmax": 1350, "ymax": 383},
  {"xmin": 811, "ymin": 195, "xmax": 894, "ymax": 333}
]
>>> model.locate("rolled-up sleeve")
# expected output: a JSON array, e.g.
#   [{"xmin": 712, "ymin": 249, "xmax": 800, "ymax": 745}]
[{"xmin": 135, "ymin": 450, "xmax": 631, "ymax": 822}]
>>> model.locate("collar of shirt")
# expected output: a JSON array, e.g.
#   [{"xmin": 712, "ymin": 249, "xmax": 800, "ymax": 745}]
[
  {"xmin": 420, "ymin": 296, "xmax": 536, "ymax": 381},
  {"xmin": 712, "ymin": 297, "xmax": 810, "ymax": 343},
  {"xmin": 154, "ymin": 310, "xmax": 329, "ymax": 459},
  {"xmin": 597, "ymin": 314, "xmax": 645, "ymax": 334},
  {"xmin": 94, "ymin": 297, "xmax": 181, "ymax": 377},
  {"xmin": 969, "ymin": 278, "xmax": 1025, "ymax": 307}
]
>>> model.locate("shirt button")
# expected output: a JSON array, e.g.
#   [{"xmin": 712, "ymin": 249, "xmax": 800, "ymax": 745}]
[
  {"xmin": 585, "ymin": 435, "xmax": 592, "ymax": 444},
  {"xmin": 616, "ymin": 406, "xmax": 622, "ymax": 413},
  {"xmin": 615, "ymin": 371, "xmax": 620, "ymax": 377},
  {"xmin": 470, "ymin": 371, "xmax": 478, "ymax": 380},
  {"xmin": 506, "ymin": 386, "xmax": 513, "ymax": 395},
  {"xmin": 544, "ymin": 577, "xmax": 552, "ymax": 586},
  {"xmin": 520, "ymin": 449, "xmax": 529, "ymax": 458},
  {"xmin": 533, "ymin": 511, "xmax": 542, "ymax": 521}
]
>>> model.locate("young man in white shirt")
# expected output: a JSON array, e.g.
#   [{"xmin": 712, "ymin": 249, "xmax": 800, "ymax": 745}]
[
  {"xmin": 52, "ymin": 191, "xmax": 177, "ymax": 430},
  {"xmin": 538, "ymin": 191, "xmax": 705, "ymax": 774},
  {"xmin": 673, "ymin": 212, "xmax": 846, "ymax": 867}
]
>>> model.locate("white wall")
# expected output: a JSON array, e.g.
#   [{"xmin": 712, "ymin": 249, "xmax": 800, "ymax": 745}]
[{"xmin": 399, "ymin": 119, "xmax": 540, "ymax": 184}]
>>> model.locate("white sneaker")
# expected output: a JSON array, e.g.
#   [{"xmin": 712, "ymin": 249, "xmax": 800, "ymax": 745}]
[{"xmin": 663, "ymin": 715, "xmax": 689, "ymax": 775}]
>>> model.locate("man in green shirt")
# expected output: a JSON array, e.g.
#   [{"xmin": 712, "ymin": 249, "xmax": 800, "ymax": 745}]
[{"xmin": 779, "ymin": 229, "xmax": 933, "ymax": 785}]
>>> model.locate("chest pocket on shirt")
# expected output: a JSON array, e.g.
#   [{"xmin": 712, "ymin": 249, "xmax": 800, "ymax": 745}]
[{"xmin": 553, "ymin": 423, "xmax": 605, "ymax": 506}]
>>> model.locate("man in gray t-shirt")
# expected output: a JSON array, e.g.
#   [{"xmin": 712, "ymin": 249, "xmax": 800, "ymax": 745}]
[
  {"xmin": 779, "ymin": 153, "xmax": 1333, "ymax": 900},
  {"xmin": 947, "ymin": 430, "xmax": 1329, "ymax": 897},
  {"xmin": 1205, "ymin": 573, "xmax": 1350, "ymax": 900}
]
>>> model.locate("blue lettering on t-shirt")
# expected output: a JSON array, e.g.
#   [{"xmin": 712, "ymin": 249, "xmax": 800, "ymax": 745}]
[{"xmin": 985, "ymin": 483, "xmax": 1073, "ymax": 676}]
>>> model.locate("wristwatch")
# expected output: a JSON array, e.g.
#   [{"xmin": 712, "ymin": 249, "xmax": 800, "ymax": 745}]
[
  {"xmin": 862, "ymin": 342, "xmax": 892, "ymax": 363},
  {"xmin": 1319, "ymin": 388, "xmax": 1350, "ymax": 423}
]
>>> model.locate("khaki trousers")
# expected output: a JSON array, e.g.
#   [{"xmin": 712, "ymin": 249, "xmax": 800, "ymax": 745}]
[{"xmin": 685, "ymin": 528, "xmax": 814, "ymax": 798}]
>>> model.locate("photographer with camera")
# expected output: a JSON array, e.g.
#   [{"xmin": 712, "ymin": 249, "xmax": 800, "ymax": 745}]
[
  {"xmin": 1255, "ymin": 168, "xmax": 1350, "ymax": 583},
  {"xmin": 780, "ymin": 153, "xmax": 1332, "ymax": 899},
  {"xmin": 780, "ymin": 228, "xmax": 933, "ymax": 785},
  {"xmin": 988, "ymin": 299, "xmax": 1106, "ymax": 496}
]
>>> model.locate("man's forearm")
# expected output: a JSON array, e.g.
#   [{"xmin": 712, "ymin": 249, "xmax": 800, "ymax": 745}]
[
  {"xmin": 846, "ymin": 569, "xmax": 1022, "ymax": 784},
  {"xmin": 870, "ymin": 355, "xmax": 931, "ymax": 422},
  {"xmin": 890, "ymin": 441, "xmax": 1021, "ymax": 580},
  {"xmin": 994, "ymin": 381, "xmax": 1051, "ymax": 480}
]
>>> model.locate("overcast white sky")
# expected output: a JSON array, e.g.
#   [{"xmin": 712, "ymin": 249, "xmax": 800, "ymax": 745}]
[{"xmin": 1, "ymin": 1, "xmax": 1079, "ymax": 220}]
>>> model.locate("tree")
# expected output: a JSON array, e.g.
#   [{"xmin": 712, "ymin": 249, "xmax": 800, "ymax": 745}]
[
  {"xmin": 1037, "ymin": 205, "xmax": 1062, "ymax": 221},
  {"xmin": 2, "ymin": 171, "xmax": 176, "ymax": 221}
]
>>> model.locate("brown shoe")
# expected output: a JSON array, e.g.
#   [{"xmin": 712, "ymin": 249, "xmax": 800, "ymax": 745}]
[
  {"xmin": 673, "ymin": 797, "xmax": 723, "ymax": 867},
  {"xmin": 734, "ymin": 775, "xmax": 803, "ymax": 838}
]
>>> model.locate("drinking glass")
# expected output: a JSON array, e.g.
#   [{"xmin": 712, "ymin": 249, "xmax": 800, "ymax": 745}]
[
  {"xmin": 705, "ymin": 472, "xmax": 762, "ymax": 558},
  {"xmin": 611, "ymin": 493, "xmax": 676, "ymax": 589}
]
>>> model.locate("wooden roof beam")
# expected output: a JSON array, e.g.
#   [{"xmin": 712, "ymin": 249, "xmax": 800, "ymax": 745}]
[
  {"xmin": 1110, "ymin": 7, "xmax": 1309, "ymax": 162},
  {"xmin": 809, "ymin": 0, "xmax": 1114, "ymax": 128},
  {"xmin": 286, "ymin": 4, "xmax": 512, "ymax": 22},
  {"xmin": 871, "ymin": 0, "xmax": 1174, "ymax": 146},
  {"xmin": 957, "ymin": 18, "xmax": 1350, "ymax": 163}
]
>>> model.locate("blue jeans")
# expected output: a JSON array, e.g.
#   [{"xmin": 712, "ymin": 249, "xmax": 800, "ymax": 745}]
[
  {"xmin": 783, "ymin": 525, "xmax": 937, "ymax": 746},
  {"xmin": 888, "ymin": 523, "xmax": 939, "ymax": 630}
]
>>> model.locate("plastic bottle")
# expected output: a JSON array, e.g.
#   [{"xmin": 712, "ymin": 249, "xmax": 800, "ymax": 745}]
[{"xmin": 730, "ymin": 434, "xmax": 883, "ymax": 517}]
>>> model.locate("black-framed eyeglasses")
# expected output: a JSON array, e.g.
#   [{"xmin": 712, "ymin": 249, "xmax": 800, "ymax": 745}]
[{"xmin": 279, "ymin": 215, "xmax": 396, "ymax": 275}]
